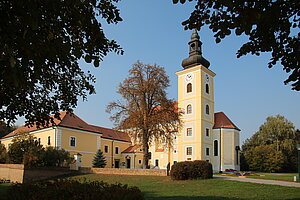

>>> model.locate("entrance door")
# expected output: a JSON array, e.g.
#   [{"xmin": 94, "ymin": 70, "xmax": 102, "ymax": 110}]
[
  {"xmin": 114, "ymin": 160, "xmax": 120, "ymax": 168},
  {"xmin": 126, "ymin": 159, "xmax": 131, "ymax": 168}
]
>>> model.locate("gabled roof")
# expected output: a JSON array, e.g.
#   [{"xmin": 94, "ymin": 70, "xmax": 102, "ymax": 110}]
[
  {"xmin": 2, "ymin": 112, "xmax": 131, "ymax": 142},
  {"xmin": 90, "ymin": 125, "xmax": 131, "ymax": 143},
  {"xmin": 122, "ymin": 144, "xmax": 142, "ymax": 153},
  {"xmin": 213, "ymin": 112, "xmax": 240, "ymax": 131}
]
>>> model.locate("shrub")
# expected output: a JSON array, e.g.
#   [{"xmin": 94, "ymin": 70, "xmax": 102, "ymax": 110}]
[
  {"xmin": 170, "ymin": 160, "xmax": 213, "ymax": 180},
  {"xmin": 42, "ymin": 146, "xmax": 73, "ymax": 167},
  {"xmin": 0, "ymin": 144, "xmax": 8, "ymax": 163},
  {"xmin": 7, "ymin": 179, "xmax": 144, "ymax": 200}
]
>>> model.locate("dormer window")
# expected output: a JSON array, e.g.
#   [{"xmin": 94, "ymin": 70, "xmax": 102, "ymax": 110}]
[{"xmin": 187, "ymin": 83, "xmax": 192, "ymax": 93}]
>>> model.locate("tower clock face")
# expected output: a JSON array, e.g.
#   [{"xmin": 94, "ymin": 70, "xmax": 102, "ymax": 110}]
[
  {"xmin": 186, "ymin": 73, "xmax": 193, "ymax": 81},
  {"xmin": 205, "ymin": 74, "xmax": 209, "ymax": 82}
]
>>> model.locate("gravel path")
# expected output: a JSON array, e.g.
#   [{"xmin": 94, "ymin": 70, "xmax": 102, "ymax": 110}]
[{"xmin": 214, "ymin": 175, "xmax": 300, "ymax": 188}]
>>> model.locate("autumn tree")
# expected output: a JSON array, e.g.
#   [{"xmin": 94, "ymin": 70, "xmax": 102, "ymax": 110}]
[
  {"xmin": 0, "ymin": 0, "xmax": 123, "ymax": 126},
  {"xmin": 107, "ymin": 61, "xmax": 182, "ymax": 168},
  {"xmin": 242, "ymin": 115, "xmax": 297, "ymax": 172},
  {"xmin": 173, "ymin": 0, "xmax": 300, "ymax": 91}
]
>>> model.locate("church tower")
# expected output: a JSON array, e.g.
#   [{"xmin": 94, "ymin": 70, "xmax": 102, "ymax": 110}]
[{"xmin": 175, "ymin": 30, "xmax": 216, "ymax": 163}]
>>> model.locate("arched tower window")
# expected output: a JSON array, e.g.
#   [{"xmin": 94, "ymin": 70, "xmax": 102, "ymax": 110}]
[
  {"xmin": 214, "ymin": 140, "xmax": 218, "ymax": 156},
  {"xmin": 206, "ymin": 105, "xmax": 209, "ymax": 115},
  {"xmin": 186, "ymin": 104, "xmax": 192, "ymax": 114},
  {"xmin": 187, "ymin": 83, "xmax": 192, "ymax": 93},
  {"xmin": 206, "ymin": 84, "xmax": 209, "ymax": 94}
]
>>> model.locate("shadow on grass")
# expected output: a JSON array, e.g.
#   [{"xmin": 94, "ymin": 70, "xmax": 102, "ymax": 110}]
[{"xmin": 144, "ymin": 194, "xmax": 242, "ymax": 200}]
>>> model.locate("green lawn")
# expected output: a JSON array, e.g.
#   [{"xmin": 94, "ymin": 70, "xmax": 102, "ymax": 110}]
[
  {"xmin": 1, "ymin": 174, "xmax": 299, "ymax": 200},
  {"xmin": 0, "ymin": 183, "xmax": 12, "ymax": 199},
  {"xmin": 247, "ymin": 173, "xmax": 298, "ymax": 182},
  {"xmin": 65, "ymin": 174, "xmax": 300, "ymax": 200}
]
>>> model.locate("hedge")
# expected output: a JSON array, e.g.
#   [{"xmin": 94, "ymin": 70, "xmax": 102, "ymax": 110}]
[
  {"xmin": 7, "ymin": 179, "xmax": 144, "ymax": 200},
  {"xmin": 170, "ymin": 160, "xmax": 213, "ymax": 180}
]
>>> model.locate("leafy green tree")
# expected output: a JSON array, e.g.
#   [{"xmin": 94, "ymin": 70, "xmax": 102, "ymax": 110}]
[
  {"xmin": 242, "ymin": 115, "xmax": 297, "ymax": 172},
  {"xmin": 107, "ymin": 61, "xmax": 182, "ymax": 168},
  {"xmin": 42, "ymin": 146, "xmax": 73, "ymax": 167},
  {"xmin": 173, "ymin": 0, "xmax": 300, "ymax": 90},
  {"xmin": 8, "ymin": 132, "xmax": 44, "ymax": 167},
  {"xmin": 0, "ymin": 0, "xmax": 123, "ymax": 126},
  {"xmin": 245, "ymin": 145, "xmax": 284, "ymax": 172},
  {"xmin": 0, "ymin": 143, "xmax": 8, "ymax": 164},
  {"xmin": 93, "ymin": 149, "xmax": 106, "ymax": 168}
]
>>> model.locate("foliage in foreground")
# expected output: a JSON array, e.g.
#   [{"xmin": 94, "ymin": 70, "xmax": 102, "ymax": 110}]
[
  {"xmin": 7, "ymin": 179, "xmax": 144, "ymax": 200},
  {"xmin": 242, "ymin": 115, "xmax": 298, "ymax": 172},
  {"xmin": 170, "ymin": 160, "xmax": 213, "ymax": 180},
  {"xmin": 93, "ymin": 149, "xmax": 107, "ymax": 168},
  {"xmin": 0, "ymin": 0, "xmax": 123, "ymax": 126},
  {"xmin": 173, "ymin": 0, "xmax": 300, "ymax": 91}
]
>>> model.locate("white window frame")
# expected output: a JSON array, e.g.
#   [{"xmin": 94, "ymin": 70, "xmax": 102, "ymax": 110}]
[
  {"xmin": 186, "ymin": 147, "xmax": 192, "ymax": 155},
  {"xmin": 47, "ymin": 136, "xmax": 51, "ymax": 145},
  {"xmin": 186, "ymin": 104, "xmax": 192, "ymax": 114},
  {"xmin": 104, "ymin": 145, "xmax": 109, "ymax": 153},
  {"xmin": 187, "ymin": 128, "xmax": 192, "ymax": 136},
  {"xmin": 115, "ymin": 146, "xmax": 119, "ymax": 154},
  {"xmin": 70, "ymin": 136, "xmax": 76, "ymax": 147}
]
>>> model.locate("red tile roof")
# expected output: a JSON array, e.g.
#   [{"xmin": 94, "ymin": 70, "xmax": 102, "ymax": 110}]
[
  {"xmin": 213, "ymin": 112, "xmax": 240, "ymax": 131},
  {"xmin": 2, "ymin": 112, "xmax": 131, "ymax": 142},
  {"xmin": 90, "ymin": 125, "xmax": 131, "ymax": 142},
  {"xmin": 122, "ymin": 145, "xmax": 141, "ymax": 153},
  {"xmin": 155, "ymin": 148, "xmax": 164, "ymax": 152}
]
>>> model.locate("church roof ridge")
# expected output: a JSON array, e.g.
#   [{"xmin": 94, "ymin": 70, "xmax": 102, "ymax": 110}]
[{"xmin": 213, "ymin": 112, "xmax": 241, "ymax": 131}]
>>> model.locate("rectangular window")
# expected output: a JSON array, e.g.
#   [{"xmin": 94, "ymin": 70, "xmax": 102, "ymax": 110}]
[
  {"xmin": 70, "ymin": 136, "xmax": 76, "ymax": 147},
  {"xmin": 173, "ymin": 161, "xmax": 177, "ymax": 164},
  {"xmin": 115, "ymin": 147, "xmax": 119, "ymax": 154},
  {"xmin": 155, "ymin": 159, "xmax": 159, "ymax": 167},
  {"xmin": 186, "ymin": 147, "xmax": 192, "ymax": 155},
  {"xmin": 47, "ymin": 136, "xmax": 51, "ymax": 145},
  {"xmin": 206, "ymin": 147, "xmax": 210, "ymax": 156},
  {"xmin": 38, "ymin": 138, "xmax": 41, "ymax": 145},
  {"xmin": 187, "ymin": 158, "xmax": 192, "ymax": 161},
  {"xmin": 187, "ymin": 128, "xmax": 192, "ymax": 136},
  {"xmin": 104, "ymin": 145, "xmax": 109, "ymax": 153},
  {"xmin": 138, "ymin": 159, "xmax": 142, "ymax": 164},
  {"xmin": 206, "ymin": 128, "xmax": 210, "ymax": 137}
]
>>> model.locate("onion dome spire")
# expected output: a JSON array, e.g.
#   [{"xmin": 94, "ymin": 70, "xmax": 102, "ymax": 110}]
[{"xmin": 182, "ymin": 29, "xmax": 210, "ymax": 69}]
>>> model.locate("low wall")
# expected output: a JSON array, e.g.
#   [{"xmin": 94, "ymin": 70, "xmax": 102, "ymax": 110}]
[
  {"xmin": 0, "ymin": 164, "xmax": 24, "ymax": 183},
  {"xmin": 0, "ymin": 164, "xmax": 76, "ymax": 183},
  {"xmin": 23, "ymin": 167, "xmax": 75, "ymax": 182},
  {"xmin": 79, "ymin": 167, "xmax": 167, "ymax": 176}
]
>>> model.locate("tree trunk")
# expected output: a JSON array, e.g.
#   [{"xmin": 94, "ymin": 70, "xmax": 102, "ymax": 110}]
[{"xmin": 142, "ymin": 136, "xmax": 149, "ymax": 169}]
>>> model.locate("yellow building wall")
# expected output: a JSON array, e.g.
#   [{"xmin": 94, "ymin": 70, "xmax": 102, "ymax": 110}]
[
  {"xmin": 176, "ymin": 65, "xmax": 215, "ymax": 163},
  {"xmin": 0, "ymin": 128, "xmax": 55, "ymax": 150},
  {"xmin": 101, "ymin": 139, "xmax": 131, "ymax": 168}
]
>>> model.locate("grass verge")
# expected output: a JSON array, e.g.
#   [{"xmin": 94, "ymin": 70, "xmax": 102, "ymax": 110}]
[{"xmin": 64, "ymin": 174, "xmax": 300, "ymax": 200}]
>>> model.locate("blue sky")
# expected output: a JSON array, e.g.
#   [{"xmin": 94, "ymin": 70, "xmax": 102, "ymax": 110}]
[{"xmin": 18, "ymin": 1, "xmax": 300, "ymax": 143}]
